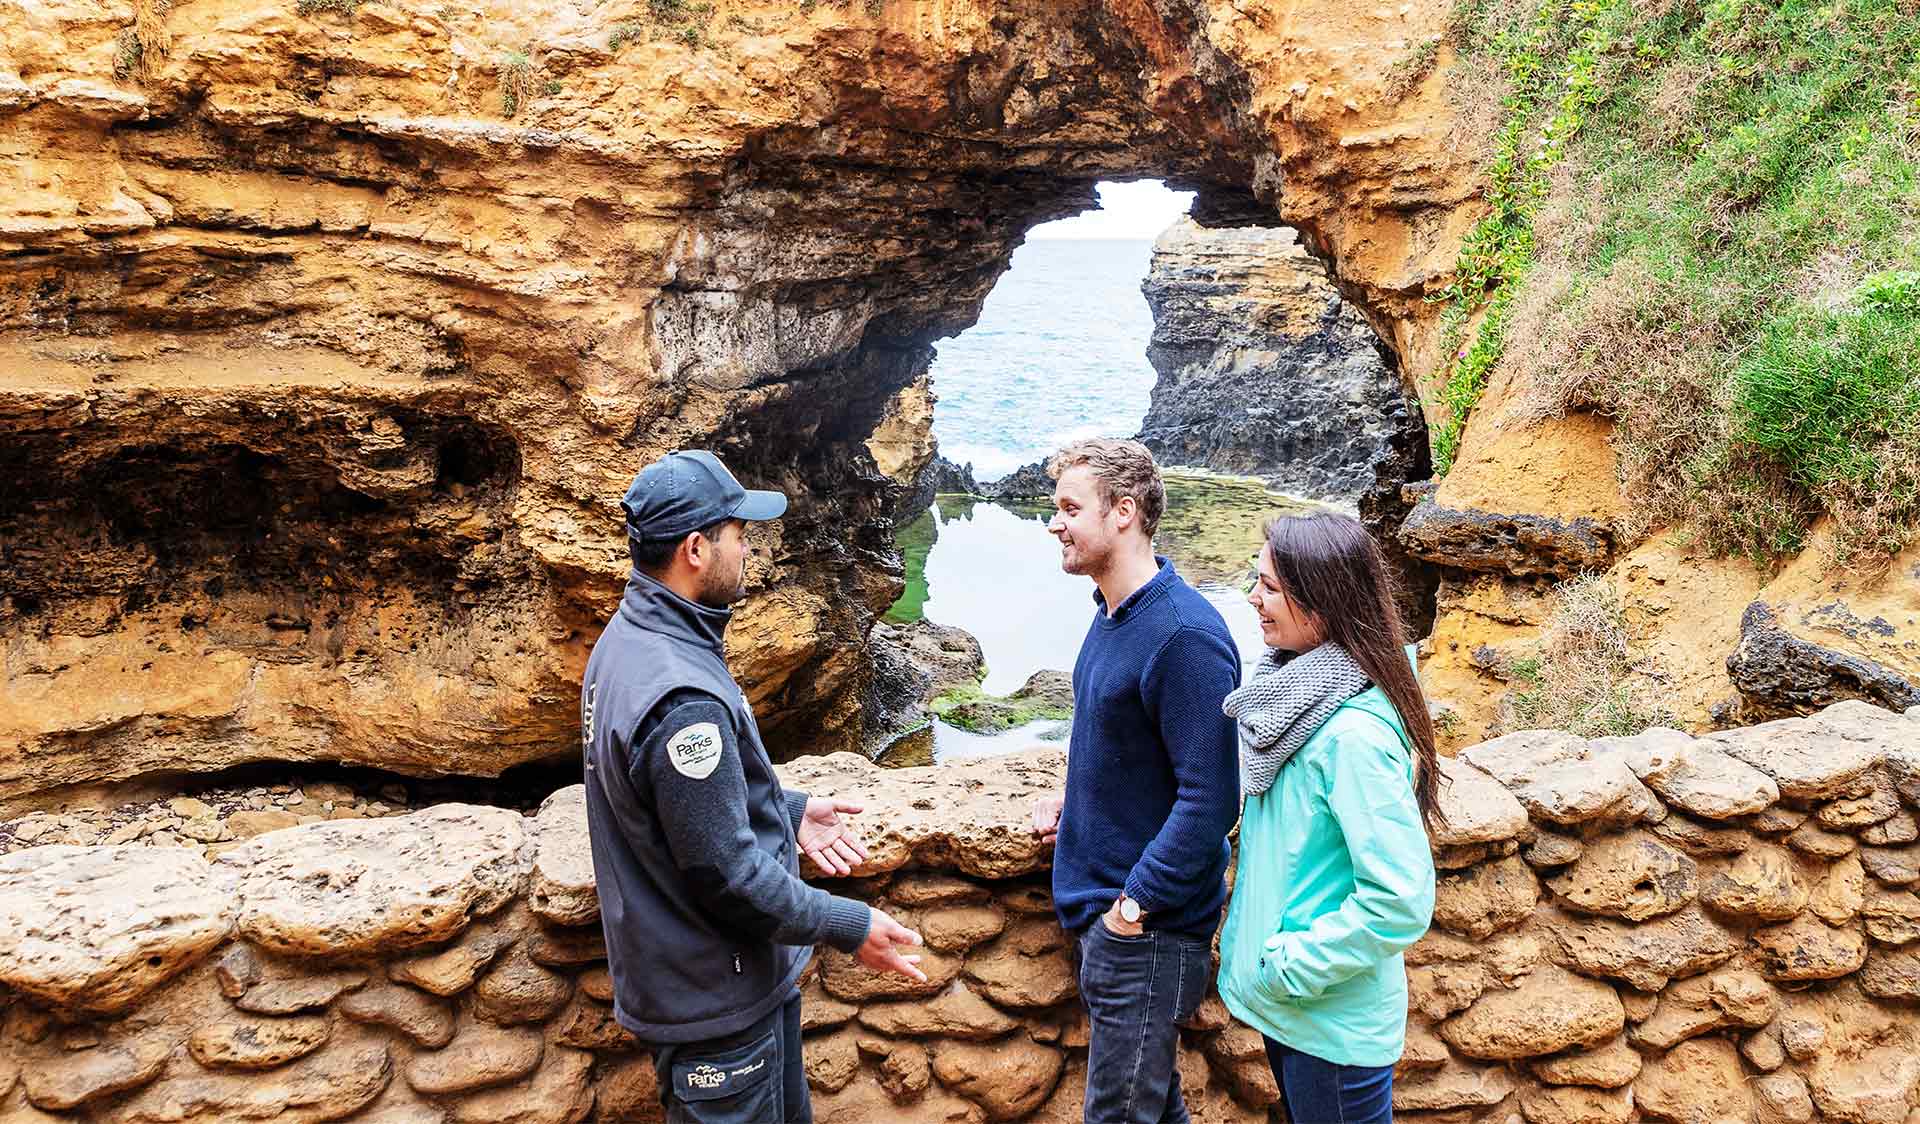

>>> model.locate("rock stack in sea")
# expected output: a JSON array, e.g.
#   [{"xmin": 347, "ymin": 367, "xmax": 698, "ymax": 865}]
[{"xmin": 1135, "ymin": 219, "xmax": 1421, "ymax": 502}]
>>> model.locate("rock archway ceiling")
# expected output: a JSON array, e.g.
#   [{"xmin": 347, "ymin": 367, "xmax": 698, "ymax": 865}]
[{"xmin": 0, "ymin": 0, "xmax": 1474, "ymax": 801}]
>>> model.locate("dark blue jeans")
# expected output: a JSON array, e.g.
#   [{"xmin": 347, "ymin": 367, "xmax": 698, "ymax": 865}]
[
  {"xmin": 1077, "ymin": 922, "xmax": 1212, "ymax": 1124},
  {"xmin": 1264, "ymin": 1038, "xmax": 1394, "ymax": 1124},
  {"xmin": 653, "ymin": 989, "xmax": 809, "ymax": 1124}
]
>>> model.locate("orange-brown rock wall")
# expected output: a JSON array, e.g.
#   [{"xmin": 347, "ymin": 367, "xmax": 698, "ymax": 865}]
[{"xmin": 0, "ymin": 0, "xmax": 1479, "ymax": 806}]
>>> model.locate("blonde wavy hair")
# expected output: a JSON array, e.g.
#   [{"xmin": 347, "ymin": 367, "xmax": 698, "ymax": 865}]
[{"xmin": 1045, "ymin": 438, "xmax": 1166, "ymax": 539}]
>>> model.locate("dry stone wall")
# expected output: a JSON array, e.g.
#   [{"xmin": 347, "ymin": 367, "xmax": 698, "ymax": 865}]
[{"xmin": 4, "ymin": 702, "xmax": 1920, "ymax": 1122}]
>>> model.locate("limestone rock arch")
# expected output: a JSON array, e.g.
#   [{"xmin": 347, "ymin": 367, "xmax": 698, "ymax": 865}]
[{"xmin": 0, "ymin": 0, "xmax": 1473, "ymax": 800}]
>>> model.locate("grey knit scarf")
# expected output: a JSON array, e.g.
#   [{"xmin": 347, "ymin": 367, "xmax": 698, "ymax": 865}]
[{"xmin": 1223, "ymin": 643, "xmax": 1373, "ymax": 797}]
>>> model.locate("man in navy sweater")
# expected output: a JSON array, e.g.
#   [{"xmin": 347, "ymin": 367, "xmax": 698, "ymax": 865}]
[{"xmin": 1030, "ymin": 438, "xmax": 1242, "ymax": 1124}]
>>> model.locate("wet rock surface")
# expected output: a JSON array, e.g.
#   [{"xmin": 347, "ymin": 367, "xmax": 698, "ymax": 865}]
[{"xmin": 864, "ymin": 618, "xmax": 989, "ymax": 754}]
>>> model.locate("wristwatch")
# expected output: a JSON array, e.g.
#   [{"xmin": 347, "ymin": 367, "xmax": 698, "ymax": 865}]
[{"xmin": 1117, "ymin": 894, "xmax": 1143, "ymax": 924}]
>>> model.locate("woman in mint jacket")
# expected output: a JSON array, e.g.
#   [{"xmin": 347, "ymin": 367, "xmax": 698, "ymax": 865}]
[{"xmin": 1216, "ymin": 512, "xmax": 1443, "ymax": 1123}]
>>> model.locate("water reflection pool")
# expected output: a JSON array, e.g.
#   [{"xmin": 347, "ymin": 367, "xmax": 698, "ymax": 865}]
[{"xmin": 884, "ymin": 472, "xmax": 1320, "ymax": 762}]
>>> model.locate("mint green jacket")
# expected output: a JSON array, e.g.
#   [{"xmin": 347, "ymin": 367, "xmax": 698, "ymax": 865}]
[{"xmin": 1215, "ymin": 685, "xmax": 1436, "ymax": 1068}]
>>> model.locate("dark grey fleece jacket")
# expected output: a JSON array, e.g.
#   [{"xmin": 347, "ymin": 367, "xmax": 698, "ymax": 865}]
[{"xmin": 582, "ymin": 569, "xmax": 871, "ymax": 1044}]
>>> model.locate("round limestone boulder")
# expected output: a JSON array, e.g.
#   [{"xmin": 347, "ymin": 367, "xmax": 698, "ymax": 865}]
[
  {"xmin": 1530, "ymin": 1035, "xmax": 1642, "ymax": 1090},
  {"xmin": 1547, "ymin": 831, "xmax": 1698, "ymax": 921},
  {"xmin": 775, "ymin": 750, "xmax": 1062, "ymax": 879},
  {"xmin": 1549, "ymin": 904, "xmax": 1741, "ymax": 991},
  {"xmin": 528, "ymin": 786, "xmax": 598, "ymax": 927},
  {"xmin": 1753, "ymin": 914, "xmax": 1869, "ymax": 981},
  {"xmin": 0, "ymin": 845, "xmax": 237, "ymax": 1015},
  {"xmin": 1860, "ymin": 947, "xmax": 1920, "ymax": 1001},
  {"xmin": 1634, "ymin": 1039, "xmax": 1755, "ymax": 1123},
  {"xmin": 1863, "ymin": 889, "xmax": 1920, "ymax": 945},
  {"xmin": 218, "ymin": 804, "xmax": 533, "ymax": 958},
  {"xmin": 1433, "ymin": 854, "xmax": 1540, "ymax": 939},
  {"xmin": 1699, "ymin": 843, "xmax": 1809, "ymax": 921},
  {"xmin": 930, "ymin": 1034, "xmax": 1064, "ymax": 1121},
  {"xmin": 855, "ymin": 980, "xmax": 1019, "ymax": 1041},
  {"xmin": 188, "ymin": 1015, "xmax": 332, "ymax": 1071},
  {"xmin": 1459, "ymin": 731, "xmax": 1655, "ymax": 826},
  {"xmin": 1438, "ymin": 965, "xmax": 1625, "ymax": 1060},
  {"xmin": 1753, "ymin": 1072, "xmax": 1816, "ymax": 1124},
  {"xmin": 1592, "ymin": 728, "xmax": 1778, "ymax": 820},
  {"xmin": 1430, "ymin": 756, "xmax": 1530, "ymax": 846},
  {"xmin": 1519, "ymin": 1083, "xmax": 1634, "ymax": 1124},
  {"xmin": 1706, "ymin": 706, "xmax": 1885, "ymax": 800},
  {"xmin": 1808, "ymin": 1042, "xmax": 1920, "ymax": 1124}
]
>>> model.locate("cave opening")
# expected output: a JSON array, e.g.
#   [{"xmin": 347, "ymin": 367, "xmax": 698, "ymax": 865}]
[{"xmin": 868, "ymin": 178, "xmax": 1437, "ymax": 764}]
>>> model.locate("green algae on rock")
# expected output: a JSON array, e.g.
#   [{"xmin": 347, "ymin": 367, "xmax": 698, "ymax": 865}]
[{"xmin": 932, "ymin": 672, "xmax": 1074, "ymax": 735}]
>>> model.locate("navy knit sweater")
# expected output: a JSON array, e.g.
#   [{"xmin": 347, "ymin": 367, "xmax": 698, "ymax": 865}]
[{"xmin": 1053, "ymin": 557, "xmax": 1243, "ymax": 937}]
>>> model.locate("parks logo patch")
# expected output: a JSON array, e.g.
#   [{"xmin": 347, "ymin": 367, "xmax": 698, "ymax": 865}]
[{"xmin": 667, "ymin": 722, "xmax": 723, "ymax": 780}]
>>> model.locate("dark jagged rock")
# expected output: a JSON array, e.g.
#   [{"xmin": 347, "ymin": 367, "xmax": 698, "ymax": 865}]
[
  {"xmin": 903, "ymin": 455, "xmax": 987, "ymax": 524},
  {"xmin": 928, "ymin": 456, "xmax": 985, "ymax": 497},
  {"xmin": 1399, "ymin": 501, "xmax": 1615, "ymax": 579},
  {"xmin": 1135, "ymin": 220, "xmax": 1417, "ymax": 502},
  {"xmin": 863, "ymin": 620, "xmax": 988, "ymax": 755},
  {"xmin": 1726, "ymin": 602, "xmax": 1920, "ymax": 720},
  {"xmin": 1362, "ymin": 422, "xmax": 1442, "ymax": 638},
  {"xmin": 983, "ymin": 461, "xmax": 1056, "ymax": 502}
]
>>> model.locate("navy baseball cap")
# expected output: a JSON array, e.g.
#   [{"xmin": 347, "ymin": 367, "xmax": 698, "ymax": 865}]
[{"xmin": 621, "ymin": 450, "xmax": 787, "ymax": 543}]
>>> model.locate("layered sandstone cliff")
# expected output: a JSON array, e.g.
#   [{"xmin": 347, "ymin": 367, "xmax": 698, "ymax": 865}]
[
  {"xmin": 1137, "ymin": 218, "xmax": 1416, "ymax": 502},
  {"xmin": 7, "ymin": 701, "xmax": 1920, "ymax": 1121},
  {"xmin": 0, "ymin": 0, "xmax": 1476, "ymax": 802}
]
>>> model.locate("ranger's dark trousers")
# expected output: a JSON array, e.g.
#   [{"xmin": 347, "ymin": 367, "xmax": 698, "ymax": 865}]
[{"xmin": 652, "ymin": 989, "xmax": 809, "ymax": 1124}]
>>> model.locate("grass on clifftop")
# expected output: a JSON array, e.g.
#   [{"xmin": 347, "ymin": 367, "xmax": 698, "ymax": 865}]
[{"xmin": 1442, "ymin": 0, "xmax": 1920, "ymax": 565}]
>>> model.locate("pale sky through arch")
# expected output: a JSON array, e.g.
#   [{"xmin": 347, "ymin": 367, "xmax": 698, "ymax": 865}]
[{"xmin": 1028, "ymin": 180, "xmax": 1195, "ymax": 240}]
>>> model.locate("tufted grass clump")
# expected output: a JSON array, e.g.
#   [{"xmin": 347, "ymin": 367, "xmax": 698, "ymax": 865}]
[
  {"xmin": 113, "ymin": 28, "xmax": 143, "ymax": 80},
  {"xmin": 1451, "ymin": 0, "xmax": 1920, "ymax": 566},
  {"xmin": 1732, "ymin": 276, "xmax": 1920, "ymax": 559},
  {"xmin": 1502, "ymin": 575, "xmax": 1675, "ymax": 737},
  {"xmin": 610, "ymin": 0, "xmax": 715, "ymax": 50},
  {"xmin": 497, "ymin": 50, "xmax": 536, "ymax": 116},
  {"xmin": 607, "ymin": 20, "xmax": 645, "ymax": 50},
  {"xmin": 294, "ymin": 0, "xmax": 360, "ymax": 14},
  {"xmin": 1383, "ymin": 36, "xmax": 1443, "ymax": 101}
]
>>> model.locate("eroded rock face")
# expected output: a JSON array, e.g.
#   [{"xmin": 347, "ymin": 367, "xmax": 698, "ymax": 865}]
[
  {"xmin": 218, "ymin": 803, "xmax": 532, "ymax": 958},
  {"xmin": 1729, "ymin": 600, "xmax": 1920, "ymax": 720},
  {"xmin": 1135, "ymin": 219, "xmax": 1416, "ymax": 502},
  {"xmin": 0, "ymin": 0, "xmax": 1477, "ymax": 802},
  {"xmin": 0, "ymin": 845, "xmax": 236, "ymax": 1015}
]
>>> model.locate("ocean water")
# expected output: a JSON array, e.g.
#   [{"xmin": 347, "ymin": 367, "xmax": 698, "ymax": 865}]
[
  {"xmin": 930, "ymin": 238, "xmax": 1160, "ymax": 481},
  {"xmin": 892, "ymin": 234, "xmax": 1320, "ymax": 763}
]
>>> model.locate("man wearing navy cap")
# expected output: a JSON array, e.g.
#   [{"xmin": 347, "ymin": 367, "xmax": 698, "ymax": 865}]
[{"xmin": 581, "ymin": 449, "xmax": 927, "ymax": 1124}]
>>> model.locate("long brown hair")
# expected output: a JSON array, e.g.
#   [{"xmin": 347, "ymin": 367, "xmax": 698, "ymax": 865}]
[{"xmin": 1264, "ymin": 511, "xmax": 1447, "ymax": 829}]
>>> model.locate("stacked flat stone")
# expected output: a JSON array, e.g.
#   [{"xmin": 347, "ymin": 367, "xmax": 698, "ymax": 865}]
[
  {"xmin": 3, "ymin": 703, "xmax": 1920, "ymax": 1123},
  {"xmin": 1397, "ymin": 700, "xmax": 1920, "ymax": 1124}
]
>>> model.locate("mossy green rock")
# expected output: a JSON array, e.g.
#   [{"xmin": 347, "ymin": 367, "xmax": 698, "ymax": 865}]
[{"xmin": 934, "ymin": 671, "xmax": 1074, "ymax": 734}]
